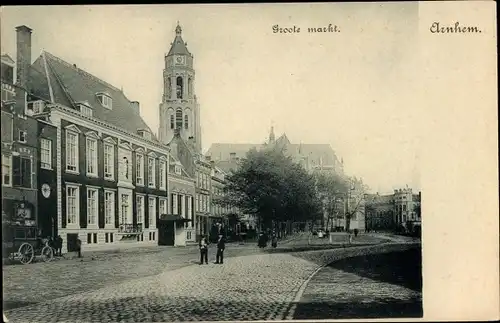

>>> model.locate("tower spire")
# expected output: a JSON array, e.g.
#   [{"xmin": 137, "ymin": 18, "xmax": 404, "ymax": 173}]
[
  {"xmin": 269, "ymin": 120, "xmax": 275, "ymax": 144},
  {"xmin": 175, "ymin": 21, "xmax": 182, "ymax": 35}
]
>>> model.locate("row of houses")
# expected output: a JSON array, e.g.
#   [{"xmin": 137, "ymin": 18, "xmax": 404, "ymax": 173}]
[
  {"xmin": 365, "ymin": 188, "xmax": 422, "ymax": 233},
  {"xmin": 1, "ymin": 25, "xmax": 237, "ymax": 253}
]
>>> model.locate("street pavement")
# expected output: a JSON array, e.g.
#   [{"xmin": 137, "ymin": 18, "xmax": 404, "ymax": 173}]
[
  {"xmin": 292, "ymin": 247, "xmax": 423, "ymax": 319},
  {"xmin": 5, "ymin": 253, "xmax": 319, "ymax": 322},
  {"xmin": 2, "ymin": 234, "xmax": 307, "ymax": 311},
  {"xmin": 3, "ymin": 233, "xmax": 420, "ymax": 322}
]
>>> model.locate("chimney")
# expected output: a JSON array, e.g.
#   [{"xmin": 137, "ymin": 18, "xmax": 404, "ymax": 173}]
[
  {"xmin": 15, "ymin": 25, "xmax": 32, "ymax": 89},
  {"xmin": 130, "ymin": 101, "xmax": 140, "ymax": 113}
]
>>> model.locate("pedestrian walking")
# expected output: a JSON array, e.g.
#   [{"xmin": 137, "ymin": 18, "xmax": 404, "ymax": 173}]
[
  {"xmin": 258, "ymin": 233, "xmax": 266, "ymax": 248},
  {"xmin": 56, "ymin": 235, "xmax": 63, "ymax": 256},
  {"xmin": 271, "ymin": 233, "xmax": 278, "ymax": 248},
  {"xmin": 76, "ymin": 237, "xmax": 82, "ymax": 258},
  {"xmin": 215, "ymin": 234, "xmax": 225, "ymax": 264},
  {"xmin": 199, "ymin": 236, "xmax": 209, "ymax": 265}
]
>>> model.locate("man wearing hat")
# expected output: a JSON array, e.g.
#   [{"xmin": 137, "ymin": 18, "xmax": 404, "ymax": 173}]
[{"xmin": 215, "ymin": 234, "xmax": 226, "ymax": 264}]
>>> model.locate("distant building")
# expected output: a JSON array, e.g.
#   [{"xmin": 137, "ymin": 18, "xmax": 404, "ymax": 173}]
[
  {"xmin": 365, "ymin": 188, "xmax": 421, "ymax": 233},
  {"xmin": 207, "ymin": 126, "xmax": 344, "ymax": 175},
  {"xmin": 364, "ymin": 193, "xmax": 395, "ymax": 231}
]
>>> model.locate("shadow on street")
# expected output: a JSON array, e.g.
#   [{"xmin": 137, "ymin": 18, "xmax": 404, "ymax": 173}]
[{"xmin": 328, "ymin": 246, "xmax": 422, "ymax": 292}]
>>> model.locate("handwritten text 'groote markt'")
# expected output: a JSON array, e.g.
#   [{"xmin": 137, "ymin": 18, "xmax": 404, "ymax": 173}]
[{"xmin": 272, "ymin": 24, "xmax": 340, "ymax": 34}]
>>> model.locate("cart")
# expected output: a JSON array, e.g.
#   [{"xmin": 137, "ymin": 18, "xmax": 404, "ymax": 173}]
[{"xmin": 2, "ymin": 223, "xmax": 54, "ymax": 265}]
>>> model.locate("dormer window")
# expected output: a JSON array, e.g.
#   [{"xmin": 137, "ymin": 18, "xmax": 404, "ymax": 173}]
[
  {"xmin": 26, "ymin": 100, "xmax": 45, "ymax": 115},
  {"xmin": 96, "ymin": 93, "xmax": 112, "ymax": 109},
  {"xmin": 175, "ymin": 165, "xmax": 182, "ymax": 175},
  {"xmin": 137, "ymin": 130, "xmax": 152, "ymax": 140},
  {"xmin": 77, "ymin": 103, "xmax": 93, "ymax": 117}
]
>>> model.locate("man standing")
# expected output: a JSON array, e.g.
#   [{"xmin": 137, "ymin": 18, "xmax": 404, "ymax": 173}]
[
  {"xmin": 56, "ymin": 235, "xmax": 63, "ymax": 257},
  {"xmin": 199, "ymin": 235, "xmax": 209, "ymax": 265},
  {"xmin": 215, "ymin": 234, "xmax": 225, "ymax": 264}
]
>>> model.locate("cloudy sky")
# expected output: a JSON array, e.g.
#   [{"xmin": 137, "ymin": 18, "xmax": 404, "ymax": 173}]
[{"xmin": 1, "ymin": 4, "xmax": 420, "ymax": 194}]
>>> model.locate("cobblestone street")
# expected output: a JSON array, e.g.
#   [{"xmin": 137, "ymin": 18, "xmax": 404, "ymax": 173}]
[
  {"xmin": 5, "ymin": 253, "xmax": 319, "ymax": 322},
  {"xmin": 3, "ymin": 235, "xmax": 421, "ymax": 322}
]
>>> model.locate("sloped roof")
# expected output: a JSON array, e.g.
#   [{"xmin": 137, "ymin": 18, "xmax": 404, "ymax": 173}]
[
  {"xmin": 167, "ymin": 25, "xmax": 192, "ymax": 57},
  {"xmin": 206, "ymin": 143, "xmax": 264, "ymax": 160},
  {"xmin": 1, "ymin": 54, "xmax": 15, "ymax": 65},
  {"xmin": 206, "ymin": 141, "xmax": 339, "ymax": 166},
  {"xmin": 214, "ymin": 160, "xmax": 240, "ymax": 174},
  {"xmin": 32, "ymin": 51, "xmax": 157, "ymax": 139}
]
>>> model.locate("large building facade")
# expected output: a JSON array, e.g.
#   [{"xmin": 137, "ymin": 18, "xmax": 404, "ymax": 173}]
[{"xmin": 0, "ymin": 25, "xmax": 205, "ymax": 252}]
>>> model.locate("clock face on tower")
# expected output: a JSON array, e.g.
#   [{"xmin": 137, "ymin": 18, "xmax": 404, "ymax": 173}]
[{"xmin": 175, "ymin": 56, "xmax": 185, "ymax": 65}]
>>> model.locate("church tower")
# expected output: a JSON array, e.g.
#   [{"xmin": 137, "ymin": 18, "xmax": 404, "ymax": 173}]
[{"xmin": 159, "ymin": 23, "xmax": 202, "ymax": 152}]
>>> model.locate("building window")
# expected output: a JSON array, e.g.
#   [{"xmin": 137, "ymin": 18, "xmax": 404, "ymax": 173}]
[
  {"xmin": 120, "ymin": 194, "xmax": 130, "ymax": 225},
  {"xmin": 2, "ymin": 154, "xmax": 12, "ymax": 186},
  {"xmin": 27, "ymin": 100, "xmax": 45, "ymax": 114},
  {"xmin": 97, "ymin": 93, "xmax": 112, "ymax": 109},
  {"xmin": 136, "ymin": 195, "xmax": 144, "ymax": 224},
  {"xmin": 104, "ymin": 144, "xmax": 114, "ymax": 180},
  {"xmin": 159, "ymin": 160, "xmax": 166, "ymax": 190},
  {"xmin": 159, "ymin": 198, "xmax": 167, "ymax": 216},
  {"xmin": 148, "ymin": 157, "xmax": 155, "ymax": 187},
  {"xmin": 104, "ymin": 191, "xmax": 115, "ymax": 227},
  {"xmin": 87, "ymin": 188, "xmax": 98, "ymax": 225},
  {"xmin": 40, "ymin": 138, "xmax": 52, "ymax": 169},
  {"xmin": 175, "ymin": 109, "xmax": 183, "ymax": 129},
  {"xmin": 148, "ymin": 197, "xmax": 156, "ymax": 228},
  {"xmin": 86, "ymin": 138, "xmax": 98, "ymax": 176},
  {"xmin": 66, "ymin": 131, "xmax": 79, "ymax": 172},
  {"xmin": 170, "ymin": 115, "xmax": 174, "ymax": 129},
  {"xmin": 136, "ymin": 153, "xmax": 144, "ymax": 185},
  {"xmin": 18, "ymin": 130, "xmax": 27, "ymax": 143},
  {"xmin": 66, "ymin": 185, "xmax": 79, "ymax": 225},
  {"xmin": 187, "ymin": 196, "xmax": 192, "ymax": 221},
  {"xmin": 174, "ymin": 164, "xmax": 181, "ymax": 175},
  {"xmin": 184, "ymin": 115, "xmax": 189, "ymax": 129},
  {"xmin": 12, "ymin": 156, "xmax": 32, "ymax": 188},
  {"xmin": 79, "ymin": 104, "xmax": 93, "ymax": 117}
]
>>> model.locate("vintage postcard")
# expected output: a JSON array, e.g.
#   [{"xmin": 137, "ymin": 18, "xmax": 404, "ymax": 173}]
[{"xmin": 1, "ymin": 2, "xmax": 498, "ymax": 322}]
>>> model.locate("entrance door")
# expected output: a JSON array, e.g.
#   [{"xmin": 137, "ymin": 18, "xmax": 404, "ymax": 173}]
[{"xmin": 158, "ymin": 221, "xmax": 175, "ymax": 246}]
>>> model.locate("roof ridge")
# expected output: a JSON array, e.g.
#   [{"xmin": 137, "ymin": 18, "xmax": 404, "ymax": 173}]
[
  {"xmin": 45, "ymin": 54, "xmax": 76, "ymax": 106},
  {"xmin": 43, "ymin": 51, "xmax": 121, "ymax": 93}
]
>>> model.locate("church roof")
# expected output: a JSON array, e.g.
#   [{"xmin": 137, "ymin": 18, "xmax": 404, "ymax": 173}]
[
  {"xmin": 206, "ymin": 135, "xmax": 341, "ymax": 168},
  {"xmin": 29, "ymin": 51, "xmax": 157, "ymax": 139},
  {"xmin": 167, "ymin": 24, "xmax": 192, "ymax": 57}
]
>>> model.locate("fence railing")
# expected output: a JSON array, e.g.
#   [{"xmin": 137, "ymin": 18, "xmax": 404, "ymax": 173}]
[{"xmin": 118, "ymin": 223, "xmax": 143, "ymax": 234}]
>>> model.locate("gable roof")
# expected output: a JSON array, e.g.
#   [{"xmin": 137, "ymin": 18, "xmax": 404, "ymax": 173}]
[
  {"xmin": 167, "ymin": 24, "xmax": 192, "ymax": 57},
  {"xmin": 1, "ymin": 54, "xmax": 15, "ymax": 65},
  {"xmin": 30, "ymin": 51, "xmax": 157, "ymax": 140}
]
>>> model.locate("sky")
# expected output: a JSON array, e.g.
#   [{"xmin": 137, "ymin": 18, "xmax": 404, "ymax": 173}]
[{"xmin": 1, "ymin": 4, "xmax": 421, "ymax": 194}]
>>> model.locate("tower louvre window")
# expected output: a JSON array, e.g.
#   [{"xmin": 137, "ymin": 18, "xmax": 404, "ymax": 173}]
[
  {"xmin": 176, "ymin": 77, "xmax": 183, "ymax": 99},
  {"xmin": 170, "ymin": 115, "xmax": 174, "ymax": 129},
  {"xmin": 175, "ymin": 109, "xmax": 183, "ymax": 129},
  {"xmin": 184, "ymin": 115, "xmax": 189, "ymax": 129}
]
